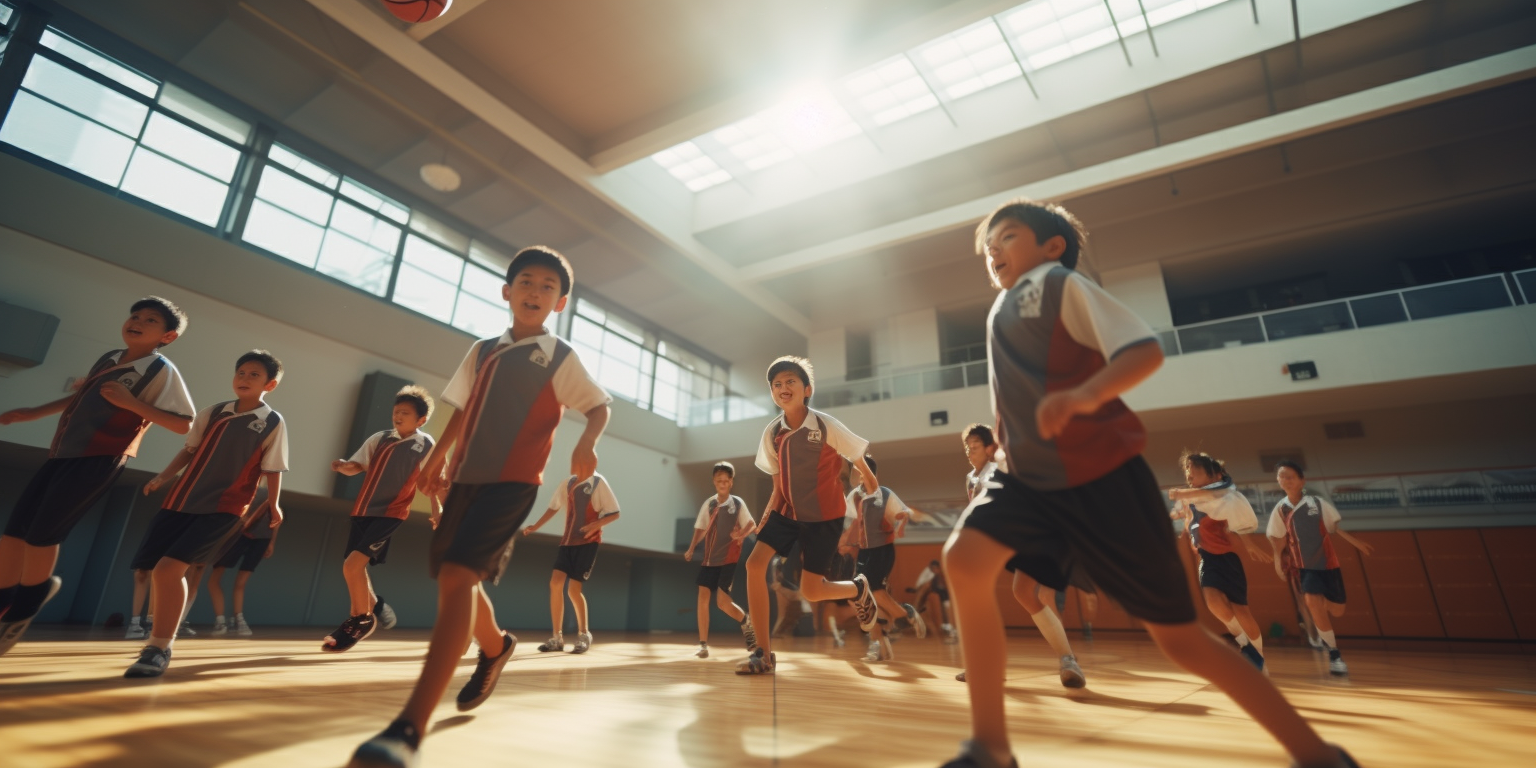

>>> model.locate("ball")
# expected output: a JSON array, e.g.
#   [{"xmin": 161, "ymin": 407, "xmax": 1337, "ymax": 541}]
[{"xmin": 383, "ymin": 0, "xmax": 452, "ymax": 24}]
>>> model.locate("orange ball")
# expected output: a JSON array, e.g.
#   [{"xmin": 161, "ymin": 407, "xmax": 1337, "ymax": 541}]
[{"xmin": 382, "ymin": 0, "xmax": 452, "ymax": 24}]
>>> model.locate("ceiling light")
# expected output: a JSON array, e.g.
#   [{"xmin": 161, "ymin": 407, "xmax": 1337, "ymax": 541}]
[{"xmin": 420, "ymin": 162, "xmax": 461, "ymax": 192}]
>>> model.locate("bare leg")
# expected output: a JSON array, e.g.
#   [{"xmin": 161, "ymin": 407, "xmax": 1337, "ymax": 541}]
[
  {"xmin": 181, "ymin": 564, "xmax": 206, "ymax": 624},
  {"xmin": 743, "ymin": 544, "xmax": 774, "ymax": 655},
  {"xmin": 233, "ymin": 571, "xmax": 251, "ymax": 616},
  {"xmin": 0, "ymin": 537, "xmax": 61, "ymax": 590},
  {"xmin": 1304, "ymin": 594, "xmax": 1334, "ymax": 635},
  {"xmin": 944, "ymin": 528, "xmax": 1017, "ymax": 768},
  {"xmin": 799, "ymin": 572, "xmax": 856, "ymax": 602},
  {"xmin": 208, "ymin": 567, "xmax": 228, "ymax": 617},
  {"xmin": 147, "ymin": 559, "xmax": 191, "ymax": 650},
  {"xmin": 130, "ymin": 569, "xmax": 151, "ymax": 620},
  {"xmin": 343, "ymin": 552, "xmax": 375, "ymax": 616},
  {"xmin": 715, "ymin": 589, "xmax": 746, "ymax": 622},
  {"xmin": 397, "ymin": 563, "xmax": 482, "ymax": 733},
  {"xmin": 568, "ymin": 581, "xmax": 588, "ymax": 634},
  {"xmin": 696, "ymin": 586, "xmax": 712, "ymax": 643},
  {"xmin": 1080, "ymin": 591, "xmax": 1099, "ymax": 623},
  {"xmin": 470, "ymin": 584, "xmax": 504, "ymax": 651},
  {"xmin": 548, "ymin": 571, "xmax": 566, "ymax": 636}
]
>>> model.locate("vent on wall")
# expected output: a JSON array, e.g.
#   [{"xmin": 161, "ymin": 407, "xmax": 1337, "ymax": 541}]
[{"xmin": 1324, "ymin": 421, "xmax": 1366, "ymax": 440}]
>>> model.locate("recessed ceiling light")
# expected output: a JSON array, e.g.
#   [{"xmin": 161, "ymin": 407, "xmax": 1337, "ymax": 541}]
[{"xmin": 420, "ymin": 162, "xmax": 461, "ymax": 192}]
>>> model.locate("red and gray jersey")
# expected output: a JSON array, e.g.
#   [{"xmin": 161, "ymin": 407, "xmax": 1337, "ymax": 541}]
[
  {"xmin": 987, "ymin": 263, "xmax": 1157, "ymax": 490},
  {"xmin": 163, "ymin": 401, "xmax": 289, "ymax": 516},
  {"xmin": 850, "ymin": 486, "xmax": 908, "ymax": 549},
  {"xmin": 1181, "ymin": 480, "xmax": 1257, "ymax": 556},
  {"xmin": 1267, "ymin": 495, "xmax": 1342, "ymax": 570},
  {"xmin": 965, "ymin": 462, "xmax": 997, "ymax": 501},
  {"xmin": 755, "ymin": 409, "xmax": 868, "ymax": 523},
  {"xmin": 242, "ymin": 490, "xmax": 275, "ymax": 540},
  {"xmin": 694, "ymin": 494, "xmax": 754, "ymax": 567},
  {"xmin": 347, "ymin": 430, "xmax": 434, "ymax": 520},
  {"xmin": 49, "ymin": 350, "xmax": 194, "ymax": 459},
  {"xmin": 441, "ymin": 331, "xmax": 609, "ymax": 486},
  {"xmin": 547, "ymin": 473, "xmax": 620, "ymax": 546}
]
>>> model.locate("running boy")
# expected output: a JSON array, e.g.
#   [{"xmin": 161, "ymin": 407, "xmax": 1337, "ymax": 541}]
[
  {"xmin": 1168, "ymin": 451, "xmax": 1271, "ymax": 671},
  {"xmin": 347, "ymin": 246, "xmax": 611, "ymax": 768},
  {"xmin": 845, "ymin": 454, "xmax": 924, "ymax": 662},
  {"xmin": 683, "ymin": 461, "xmax": 757, "ymax": 658},
  {"xmin": 522, "ymin": 471, "xmax": 621, "ymax": 654},
  {"xmin": 323, "ymin": 385, "xmax": 437, "ymax": 652},
  {"xmin": 125, "ymin": 350, "xmax": 288, "ymax": 677},
  {"xmin": 736, "ymin": 356, "xmax": 881, "ymax": 675},
  {"xmin": 208, "ymin": 494, "xmax": 278, "ymax": 636},
  {"xmin": 1267, "ymin": 461, "xmax": 1374, "ymax": 676},
  {"xmin": 0, "ymin": 297, "xmax": 195, "ymax": 654},
  {"xmin": 941, "ymin": 199, "xmax": 1359, "ymax": 768}
]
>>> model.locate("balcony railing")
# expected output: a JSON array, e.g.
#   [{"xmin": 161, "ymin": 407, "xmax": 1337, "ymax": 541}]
[
  {"xmin": 818, "ymin": 359, "xmax": 990, "ymax": 407},
  {"xmin": 1164, "ymin": 467, "xmax": 1536, "ymax": 516}
]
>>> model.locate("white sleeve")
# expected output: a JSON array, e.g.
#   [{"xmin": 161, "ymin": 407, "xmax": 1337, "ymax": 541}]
[
  {"xmin": 592, "ymin": 476, "xmax": 620, "ymax": 514},
  {"xmin": 260, "ymin": 417, "xmax": 289, "ymax": 473},
  {"xmin": 735, "ymin": 497, "xmax": 756, "ymax": 530},
  {"xmin": 1203, "ymin": 489, "xmax": 1258, "ymax": 534},
  {"xmin": 552, "ymin": 350, "xmax": 612, "ymax": 414},
  {"xmin": 1059, "ymin": 273, "xmax": 1158, "ymax": 361},
  {"xmin": 183, "ymin": 406, "xmax": 216, "ymax": 451},
  {"xmin": 694, "ymin": 499, "xmax": 712, "ymax": 530},
  {"xmin": 1319, "ymin": 497, "xmax": 1341, "ymax": 532},
  {"xmin": 817, "ymin": 413, "xmax": 870, "ymax": 463},
  {"xmin": 440, "ymin": 341, "xmax": 483, "ymax": 410},
  {"xmin": 547, "ymin": 479, "xmax": 569, "ymax": 513},
  {"xmin": 143, "ymin": 360, "xmax": 195, "ymax": 418},
  {"xmin": 915, "ymin": 569, "xmax": 935, "ymax": 588},
  {"xmin": 347, "ymin": 432, "xmax": 384, "ymax": 468},
  {"xmin": 885, "ymin": 491, "xmax": 911, "ymax": 523},
  {"xmin": 754, "ymin": 421, "xmax": 781, "ymax": 475},
  {"xmin": 1266, "ymin": 502, "xmax": 1286, "ymax": 538}
]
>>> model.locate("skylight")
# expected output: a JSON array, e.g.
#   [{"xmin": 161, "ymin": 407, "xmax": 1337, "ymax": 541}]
[
  {"xmin": 840, "ymin": 54, "xmax": 940, "ymax": 127},
  {"xmin": 652, "ymin": 140, "xmax": 732, "ymax": 191},
  {"xmin": 913, "ymin": 18, "xmax": 1022, "ymax": 100},
  {"xmin": 712, "ymin": 88, "xmax": 863, "ymax": 172}
]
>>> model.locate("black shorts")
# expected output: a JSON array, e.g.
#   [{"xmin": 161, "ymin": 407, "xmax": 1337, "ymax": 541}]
[
  {"xmin": 553, "ymin": 543, "xmax": 600, "ymax": 582},
  {"xmin": 130, "ymin": 510, "xmax": 243, "ymax": 570},
  {"xmin": 757, "ymin": 514, "xmax": 842, "ymax": 578},
  {"xmin": 346, "ymin": 517, "xmax": 404, "ymax": 566},
  {"xmin": 215, "ymin": 536, "xmax": 267, "ymax": 572},
  {"xmin": 1197, "ymin": 549, "xmax": 1248, "ymax": 605},
  {"xmin": 962, "ymin": 457, "xmax": 1196, "ymax": 625},
  {"xmin": 4, "ymin": 455, "xmax": 128, "ymax": 546},
  {"xmin": 696, "ymin": 563, "xmax": 736, "ymax": 592},
  {"xmin": 857, "ymin": 544, "xmax": 896, "ymax": 590},
  {"xmin": 430, "ymin": 481, "xmax": 539, "ymax": 584},
  {"xmin": 1299, "ymin": 567, "xmax": 1347, "ymax": 604}
]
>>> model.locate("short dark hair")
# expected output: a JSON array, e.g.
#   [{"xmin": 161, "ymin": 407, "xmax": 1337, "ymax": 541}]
[
  {"xmin": 712, "ymin": 461, "xmax": 735, "ymax": 479},
  {"xmin": 395, "ymin": 385, "xmax": 434, "ymax": 421},
  {"xmin": 975, "ymin": 198, "xmax": 1088, "ymax": 271},
  {"xmin": 863, "ymin": 454, "xmax": 878, "ymax": 477},
  {"xmin": 506, "ymin": 245, "xmax": 573, "ymax": 297},
  {"xmin": 766, "ymin": 356, "xmax": 814, "ymax": 404},
  {"xmin": 236, "ymin": 349, "xmax": 283, "ymax": 383},
  {"xmin": 1275, "ymin": 460, "xmax": 1305, "ymax": 479},
  {"xmin": 1179, "ymin": 450, "xmax": 1229, "ymax": 483},
  {"xmin": 962, "ymin": 423, "xmax": 995, "ymax": 447},
  {"xmin": 131, "ymin": 296, "xmax": 188, "ymax": 342},
  {"xmin": 929, "ymin": 559, "xmax": 941, "ymax": 568}
]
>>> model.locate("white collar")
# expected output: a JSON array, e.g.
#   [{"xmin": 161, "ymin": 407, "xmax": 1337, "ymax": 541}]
[
  {"xmin": 1277, "ymin": 494, "xmax": 1311, "ymax": 510},
  {"xmin": 1008, "ymin": 261, "xmax": 1059, "ymax": 291},
  {"xmin": 713, "ymin": 494, "xmax": 734, "ymax": 508},
  {"xmin": 389, "ymin": 429, "xmax": 429, "ymax": 444},
  {"xmin": 773, "ymin": 408, "xmax": 823, "ymax": 434},
  {"xmin": 970, "ymin": 461, "xmax": 996, "ymax": 479},
  {"xmin": 107, "ymin": 350, "xmax": 166, "ymax": 374},
  {"xmin": 571, "ymin": 473, "xmax": 601, "ymax": 491},
  {"xmin": 219, "ymin": 400, "xmax": 273, "ymax": 420},
  {"xmin": 495, "ymin": 327, "xmax": 557, "ymax": 357}
]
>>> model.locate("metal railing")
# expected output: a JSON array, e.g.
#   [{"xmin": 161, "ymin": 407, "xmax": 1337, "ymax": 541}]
[
  {"xmin": 817, "ymin": 359, "xmax": 990, "ymax": 407},
  {"xmin": 1163, "ymin": 467, "xmax": 1536, "ymax": 515}
]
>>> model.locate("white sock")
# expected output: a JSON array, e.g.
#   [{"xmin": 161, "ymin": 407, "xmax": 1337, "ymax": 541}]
[
  {"xmin": 129, "ymin": 616, "xmax": 142, "ymax": 626},
  {"xmin": 1223, "ymin": 618, "xmax": 1247, "ymax": 643},
  {"xmin": 1029, "ymin": 608, "xmax": 1073, "ymax": 657},
  {"xmin": 1319, "ymin": 629, "xmax": 1336, "ymax": 650}
]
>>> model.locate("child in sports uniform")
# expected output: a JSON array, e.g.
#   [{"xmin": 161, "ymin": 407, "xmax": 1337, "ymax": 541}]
[
  {"xmin": 522, "ymin": 471, "xmax": 621, "ymax": 654},
  {"xmin": 0, "ymin": 297, "xmax": 194, "ymax": 655},
  {"xmin": 682, "ymin": 461, "xmax": 757, "ymax": 658},
  {"xmin": 208, "ymin": 494, "xmax": 278, "ymax": 636},
  {"xmin": 941, "ymin": 199, "xmax": 1360, "ymax": 768},
  {"xmin": 1267, "ymin": 461, "xmax": 1374, "ymax": 676},
  {"xmin": 910, "ymin": 560, "xmax": 955, "ymax": 641},
  {"xmin": 820, "ymin": 543, "xmax": 858, "ymax": 647},
  {"xmin": 323, "ymin": 386, "xmax": 438, "ymax": 652},
  {"xmin": 1168, "ymin": 451, "xmax": 1271, "ymax": 671},
  {"xmin": 845, "ymin": 454, "xmax": 923, "ymax": 662},
  {"xmin": 124, "ymin": 350, "xmax": 288, "ymax": 677},
  {"xmin": 736, "ymin": 356, "xmax": 882, "ymax": 675},
  {"xmin": 347, "ymin": 247, "xmax": 611, "ymax": 768}
]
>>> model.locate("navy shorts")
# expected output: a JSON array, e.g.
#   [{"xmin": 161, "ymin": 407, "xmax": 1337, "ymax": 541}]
[
  {"xmin": 1198, "ymin": 549, "xmax": 1248, "ymax": 605},
  {"xmin": 857, "ymin": 544, "xmax": 896, "ymax": 590},
  {"xmin": 431, "ymin": 481, "xmax": 539, "ymax": 584},
  {"xmin": 554, "ymin": 542, "xmax": 600, "ymax": 582},
  {"xmin": 215, "ymin": 536, "xmax": 267, "ymax": 572},
  {"xmin": 4, "ymin": 455, "xmax": 128, "ymax": 546},
  {"xmin": 1299, "ymin": 567, "xmax": 1347, "ymax": 604},
  {"xmin": 131, "ymin": 510, "xmax": 242, "ymax": 570},
  {"xmin": 346, "ymin": 517, "xmax": 404, "ymax": 566},
  {"xmin": 696, "ymin": 563, "xmax": 736, "ymax": 592},
  {"xmin": 758, "ymin": 514, "xmax": 842, "ymax": 578}
]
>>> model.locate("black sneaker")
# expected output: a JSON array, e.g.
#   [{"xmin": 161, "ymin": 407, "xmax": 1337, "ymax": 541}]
[
  {"xmin": 1240, "ymin": 643, "xmax": 1266, "ymax": 672},
  {"xmin": 851, "ymin": 574, "xmax": 880, "ymax": 633},
  {"xmin": 456, "ymin": 631, "xmax": 516, "ymax": 712},
  {"xmin": 124, "ymin": 645, "xmax": 172, "ymax": 678},
  {"xmin": 938, "ymin": 739, "xmax": 1019, "ymax": 768},
  {"xmin": 0, "ymin": 576, "xmax": 62, "ymax": 656},
  {"xmin": 734, "ymin": 647, "xmax": 776, "ymax": 675},
  {"xmin": 322, "ymin": 614, "xmax": 377, "ymax": 653},
  {"xmin": 374, "ymin": 596, "xmax": 397, "ymax": 630},
  {"xmin": 347, "ymin": 719, "xmax": 421, "ymax": 768}
]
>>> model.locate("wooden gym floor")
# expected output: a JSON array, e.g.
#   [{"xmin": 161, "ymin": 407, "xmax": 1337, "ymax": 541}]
[{"xmin": 2, "ymin": 627, "xmax": 1534, "ymax": 768}]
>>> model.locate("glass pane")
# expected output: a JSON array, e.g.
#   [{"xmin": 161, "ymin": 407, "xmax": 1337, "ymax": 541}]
[
  {"xmin": 1156, "ymin": 329, "xmax": 1180, "ymax": 356},
  {"xmin": 0, "ymin": 90, "xmax": 134, "ymax": 184},
  {"xmin": 469, "ymin": 239, "xmax": 513, "ymax": 274},
  {"xmin": 40, "ymin": 30, "xmax": 158, "ymax": 98},
  {"xmin": 316, "ymin": 231, "xmax": 393, "ymax": 296},
  {"xmin": 602, "ymin": 334, "xmax": 643, "ymax": 367},
  {"xmin": 268, "ymin": 144, "xmax": 338, "ymax": 189},
  {"xmin": 409, "ymin": 210, "xmax": 470, "ymax": 253},
  {"xmin": 139, "ymin": 112, "xmax": 240, "ymax": 180},
  {"xmin": 1, "ymin": 5, "xmax": 14, "ymax": 26},
  {"xmin": 243, "ymin": 199, "xmax": 323, "ymax": 266},
  {"xmin": 460, "ymin": 264, "xmax": 504, "ymax": 303},
  {"xmin": 1261, "ymin": 301, "xmax": 1353, "ymax": 341},
  {"xmin": 254, "ymin": 167, "xmax": 334, "ymax": 225},
  {"xmin": 599, "ymin": 361, "xmax": 641, "ymax": 401},
  {"xmin": 452, "ymin": 293, "xmax": 507, "ymax": 337},
  {"xmin": 1350, "ymin": 294, "xmax": 1407, "ymax": 328},
  {"xmin": 329, "ymin": 202, "xmax": 401, "ymax": 253},
  {"xmin": 1517, "ymin": 271, "xmax": 1536, "ymax": 305},
  {"xmin": 22, "ymin": 56, "xmax": 149, "ymax": 136},
  {"xmin": 576, "ymin": 298, "xmax": 606, "ymax": 323},
  {"xmin": 341, "ymin": 177, "xmax": 409, "ymax": 223},
  {"xmin": 1176, "ymin": 316, "xmax": 1265, "ymax": 353},
  {"xmin": 403, "ymin": 235, "xmax": 465, "ymax": 283},
  {"xmin": 157, "ymin": 83, "xmax": 250, "ymax": 144},
  {"xmin": 119, "ymin": 146, "xmax": 228, "ymax": 225},
  {"xmin": 604, "ymin": 313, "xmax": 645, "ymax": 344},
  {"xmin": 1485, "ymin": 468, "xmax": 1536, "ymax": 503},
  {"xmin": 393, "ymin": 264, "xmax": 458, "ymax": 323},
  {"xmin": 1402, "ymin": 276, "xmax": 1512, "ymax": 320},
  {"xmin": 1322, "ymin": 477, "xmax": 1403, "ymax": 510},
  {"xmin": 571, "ymin": 317, "xmax": 606, "ymax": 350}
]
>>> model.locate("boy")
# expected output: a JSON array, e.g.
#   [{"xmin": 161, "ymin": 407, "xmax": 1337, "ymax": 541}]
[
  {"xmin": 125, "ymin": 563, "xmax": 206, "ymax": 639},
  {"xmin": 736, "ymin": 356, "xmax": 881, "ymax": 675},
  {"xmin": 347, "ymin": 246, "xmax": 611, "ymax": 768},
  {"xmin": 522, "ymin": 471, "xmax": 621, "ymax": 654},
  {"xmin": 941, "ymin": 199, "xmax": 1359, "ymax": 768},
  {"xmin": 0, "ymin": 297, "xmax": 195, "ymax": 655},
  {"xmin": 125, "ymin": 350, "xmax": 288, "ymax": 678},
  {"xmin": 819, "ymin": 543, "xmax": 858, "ymax": 647},
  {"xmin": 682, "ymin": 461, "xmax": 757, "ymax": 658},
  {"xmin": 1168, "ymin": 451, "xmax": 1271, "ymax": 671},
  {"xmin": 208, "ymin": 494, "xmax": 277, "ymax": 636},
  {"xmin": 909, "ymin": 560, "xmax": 955, "ymax": 642},
  {"xmin": 324, "ymin": 386, "xmax": 438, "ymax": 652},
  {"xmin": 1267, "ymin": 461, "xmax": 1374, "ymax": 677},
  {"xmin": 844, "ymin": 454, "xmax": 923, "ymax": 662}
]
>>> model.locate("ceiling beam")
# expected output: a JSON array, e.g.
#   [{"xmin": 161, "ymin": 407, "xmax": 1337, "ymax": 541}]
[
  {"xmin": 738, "ymin": 44, "xmax": 1536, "ymax": 284},
  {"xmin": 405, "ymin": 0, "xmax": 493, "ymax": 41}
]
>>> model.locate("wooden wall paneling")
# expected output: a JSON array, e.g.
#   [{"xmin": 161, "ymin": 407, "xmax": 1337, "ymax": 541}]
[
  {"xmin": 1355, "ymin": 531, "xmax": 1444, "ymax": 638},
  {"xmin": 1415, "ymin": 529, "xmax": 1518, "ymax": 640},
  {"xmin": 1479, "ymin": 527, "xmax": 1536, "ymax": 640}
]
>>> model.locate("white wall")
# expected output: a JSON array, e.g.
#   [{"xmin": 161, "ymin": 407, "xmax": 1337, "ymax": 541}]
[
  {"xmin": 1100, "ymin": 261, "xmax": 1174, "ymax": 329},
  {"xmin": 886, "ymin": 308, "xmax": 941, "ymax": 370},
  {"xmin": 807, "ymin": 327, "xmax": 847, "ymax": 380}
]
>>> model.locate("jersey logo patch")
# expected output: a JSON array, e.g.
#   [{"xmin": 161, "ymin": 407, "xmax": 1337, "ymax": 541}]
[
  {"xmin": 117, "ymin": 372, "xmax": 141, "ymax": 389},
  {"xmin": 529, "ymin": 349, "xmax": 550, "ymax": 367},
  {"xmin": 247, "ymin": 419, "xmax": 267, "ymax": 433},
  {"xmin": 412, "ymin": 441, "xmax": 425, "ymax": 452},
  {"xmin": 1306, "ymin": 506, "xmax": 1319, "ymax": 516},
  {"xmin": 806, "ymin": 429, "xmax": 823, "ymax": 444},
  {"xmin": 1016, "ymin": 280, "xmax": 1043, "ymax": 319}
]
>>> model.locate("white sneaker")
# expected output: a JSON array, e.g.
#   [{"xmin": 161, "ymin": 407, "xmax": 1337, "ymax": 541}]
[
  {"xmin": 694, "ymin": 644, "xmax": 709, "ymax": 659},
  {"xmin": 178, "ymin": 620, "xmax": 196, "ymax": 637},
  {"xmin": 572, "ymin": 632, "xmax": 592, "ymax": 654},
  {"xmin": 1059, "ymin": 655, "xmax": 1086, "ymax": 688},
  {"xmin": 863, "ymin": 639, "xmax": 882, "ymax": 662},
  {"xmin": 537, "ymin": 635, "xmax": 564, "ymax": 652},
  {"xmin": 878, "ymin": 636, "xmax": 894, "ymax": 661},
  {"xmin": 124, "ymin": 620, "xmax": 146, "ymax": 640},
  {"xmin": 1328, "ymin": 651, "xmax": 1349, "ymax": 676},
  {"xmin": 235, "ymin": 616, "xmax": 252, "ymax": 637},
  {"xmin": 211, "ymin": 618, "xmax": 228, "ymax": 636}
]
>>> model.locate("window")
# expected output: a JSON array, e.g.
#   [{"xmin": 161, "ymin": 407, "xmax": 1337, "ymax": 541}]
[
  {"xmin": 652, "ymin": 140, "xmax": 731, "ymax": 191},
  {"xmin": 914, "ymin": 18, "xmax": 1022, "ymax": 100},
  {"xmin": 840, "ymin": 54, "xmax": 940, "ymax": 127},
  {"xmin": 0, "ymin": 2, "xmax": 17, "ymax": 63},
  {"xmin": 1001, "ymin": 0, "xmax": 1237, "ymax": 71}
]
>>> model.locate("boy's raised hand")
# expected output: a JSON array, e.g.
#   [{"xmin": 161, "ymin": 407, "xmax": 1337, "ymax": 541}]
[
  {"xmin": 571, "ymin": 440, "xmax": 598, "ymax": 483},
  {"xmin": 1035, "ymin": 388, "xmax": 1100, "ymax": 440},
  {"xmin": 98, "ymin": 381, "xmax": 137, "ymax": 410},
  {"xmin": 143, "ymin": 473, "xmax": 171, "ymax": 495}
]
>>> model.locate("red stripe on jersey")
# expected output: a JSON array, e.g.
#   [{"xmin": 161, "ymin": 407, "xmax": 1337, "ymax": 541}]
[
  {"xmin": 352, "ymin": 440, "xmax": 417, "ymax": 519},
  {"xmin": 1045, "ymin": 320, "xmax": 1146, "ymax": 487},
  {"xmin": 216, "ymin": 447, "xmax": 267, "ymax": 516},
  {"xmin": 164, "ymin": 416, "xmax": 234, "ymax": 511},
  {"xmin": 496, "ymin": 384, "xmax": 563, "ymax": 486}
]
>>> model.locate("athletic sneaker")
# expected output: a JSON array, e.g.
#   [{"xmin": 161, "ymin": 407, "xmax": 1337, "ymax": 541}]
[
  {"xmin": 1059, "ymin": 655, "xmax": 1086, "ymax": 688},
  {"xmin": 1328, "ymin": 649, "xmax": 1349, "ymax": 676},
  {"xmin": 235, "ymin": 615, "xmax": 252, "ymax": 637},
  {"xmin": 124, "ymin": 619, "xmax": 147, "ymax": 640},
  {"xmin": 851, "ymin": 574, "xmax": 880, "ymax": 632},
  {"xmin": 123, "ymin": 645, "xmax": 171, "ymax": 678},
  {"xmin": 878, "ymin": 636, "xmax": 894, "ymax": 661},
  {"xmin": 178, "ymin": 620, "xmax": 196, "ymax": 637},
  {"xmin": 740, "ymin": 619, "xmax": 758, "ymax": 653},
  {"xmin": 537, "ymin": 634, "xmax": 564, "ymax": 652},
  {"xmin": 572, "ymin": 632, "xmax": 592, "ymax": 654},
  {"xmin": 1082, "ymin": 623, "xmax": 1094, "ymax": 642},
  {"xmin": 956, "ymin": 670, "xmax": 966, "ymax": 682},
  {"xmin": 0, "ymin": 576, "xmax": 62, "ymax": 656},
  {"xmin": 863, "ymin": 638, "xmax": 882, "ymax": 662},
  {"xmin": 374, "ymin": 596, "xmax": 397, "ymax": 631},
  {"xmin": 1289, "ymin": 744, "xmax": 1361, "ymax": 768},
  {"xmin": 734, "ymin": 647, "xmax": 775, "ymax": 675},
  {"xmin": 456, "ymin": 631, "xmax": 516, "ymax": 712},
  {"xmin": 902, "ymin": 603, "xmax": 927, "ymax": 639},
  {"xmin": 694, "ymin": 643, "xmax": 709, "ymax": 658},
  {"xmin": 347, "ymin": 719, "xmax": 421, "ymax": 768},
  {"xmin": 211, "ymin": 617, "xmax": 228, "ymax": 636},
  {"xmin": 1239, "ymin": 643, "xmax": 1266, "ymax": 672},
  {"xmin": 832, "ymin": 629, "xmax": 846, "ymax": 648},
  {"xmin": 322, "ymin": 614, "xmax": 377, "ymax": 653},
  {"xmin": 938, "ymin": 739, "xmax": 1020, "ymax": 768}
]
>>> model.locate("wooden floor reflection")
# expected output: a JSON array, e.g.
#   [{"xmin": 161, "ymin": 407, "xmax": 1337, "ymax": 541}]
[{"xmin": 2, "ymin": 627, "xmax": 1534, "ymax": 768}]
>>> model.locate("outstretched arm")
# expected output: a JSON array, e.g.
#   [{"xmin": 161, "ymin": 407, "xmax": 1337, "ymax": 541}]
[
  {"xmin": 0, "ymin": 395, "xmax": 74, "ymax": 425},
  {"xmin": 144, "ymin": 448, "xmax": 196, "ymax": 495}
]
